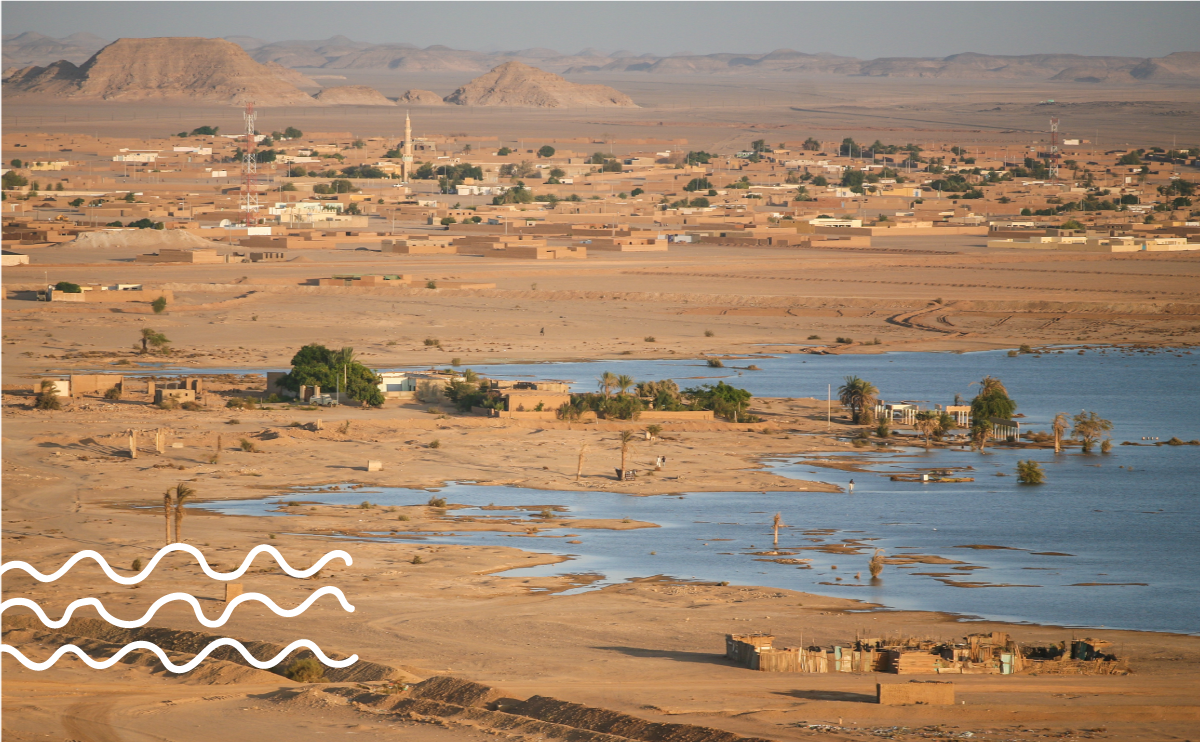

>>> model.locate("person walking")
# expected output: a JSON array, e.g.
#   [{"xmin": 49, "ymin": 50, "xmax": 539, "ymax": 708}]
[{"xmin": 848, "ymin": 479, "xmax": 855, "ymax": 494}]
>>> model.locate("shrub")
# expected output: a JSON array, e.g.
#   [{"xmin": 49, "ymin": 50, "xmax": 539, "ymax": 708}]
[
  {"xmin": 239, "ymin": 438, "xmax": 258, "ymax": 452},
  {"xmin": 1016, "ymin": 460, "xmax": 1045, "ymax": 485},
  {"xmin": 426, "ymin": 280, "xmax": 437, "ymax": 289},
  {"xmin": 397, "ymin": 514, "xmax": 410, "ymax": 521},
  {"xmin": 424, "ymin": 337, "xmax": 439, "ymax": 347},
  {"xmin": 450, "ymin": 357, "xmax": 461, "ymax": 366},
  {"xmin": 1019, "ymin": 344, "xmax": 1033, "ymax": 354},
  {"xmin": 707, "ymin": 358, "xmax": 724, "ymax": 368},
  {"xmin": 151, "ymin": 296, "xmax": 167, "ymax": 314},
  {"xmin": 835, "ymin": 336, "xmax": 853, "ymax": 344},
  {"xmin": 104, "ymin": 386, "xmax": 121, "ymax": 400},
  {"xmin": 181, "ymin": 401, "xmax": 202, "ymax": 411},
  {"xmin": 132, "ymin": 558, "xmax": 143, "ymax": 572},
  {"xmin": 427, "ymin": 496, "xmax": 446, "ymax": 507},
  {"xmin": 875, "ymin": 421, "xmax": 891, "ymax": 438},
  {"xmin": 411, "ymin": 555, "xmax": 424, "ymax": 565},
  {"xmin": 428, "ymin": 439, "xmax": 441, "ymax": 449},
  {"xmin": 644, "ymin": 336, "xmax": 656, "ymax": 342},
  {"xmin": 283, "ymin": 657, "xmax": 327, "ymax": 683},
  {"xmin": 1101, "ymin": 439, "xmax": 1112, "ymax": 453},
  {"xmin": 157, "ymin": 398, "xmax": 180, "ymax": 410},
  {"xmin": 54, "ymin": 281, "xmax": 82, "ymax": 294},
  {"xmin": 704, "ymin": 329, "xmax": 714, "ymax": 337},
  {"xmin": 808, "ymin": 334, "xmax": 821, "ymax": 340}
]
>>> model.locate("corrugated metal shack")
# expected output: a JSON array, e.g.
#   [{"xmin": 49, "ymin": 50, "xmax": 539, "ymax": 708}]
[{"xmin": 726, "ymin": 632, "xmax": 1127, "ymax": 675}]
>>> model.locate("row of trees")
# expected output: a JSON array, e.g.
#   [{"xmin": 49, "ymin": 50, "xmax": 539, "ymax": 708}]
[
  {"xmin": 837, "ymin": 374, "xmax": 1112, "ymax": 452},
  {"xmin": 554, "ymin": 374, "xmax": 754, "ymax": 423}
]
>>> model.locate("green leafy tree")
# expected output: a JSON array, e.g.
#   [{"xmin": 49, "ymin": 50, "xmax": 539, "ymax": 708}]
[
  {"xmin": 283, "ymin": 126, "xmax": 303, "ymax": 139},
  {"xmin": 10, "ymin": 159, "xmax": 23, "ymax": 168},
  {"xmin": 140, "ymin": 328, "xmax": 170, "ymax": 354},
  {"xmin": 685, "ymin": 151, "xmax": 712, "ymax": 165},
  {"xmin": 2, "ymin": 171, "xmax": 28, "ymax": 190},
  {"xmin": 69, "ymin": 197, "xmax": 85, "ymax": 207},
  {"xmin": 683, "ymin": 381, "xmax": 753, "ymax": 423},
  {"xmin": 497, "ymin": 146, "xmax": 512, "ymax": 156},
  {"xmin": 278, "ymin": 344, "xmax": 384, "ymax": 406},
  {"xmin": 151, "ymin": 296, "xmax": 167, "ymax": 314},
  {"xmin": 537, "ymin": 145, "xmax": 556, "ymax": 158},
  {"xmin": 684, "ymin": 177, "xmax": 712, "ymax": 192},
  {"xmin": 802, "ymin": 137, "xmax": 821, "ymax": 151},
  {"xmin": 54, "ymin": 281, "xmax": 82, "ymax": 293}
]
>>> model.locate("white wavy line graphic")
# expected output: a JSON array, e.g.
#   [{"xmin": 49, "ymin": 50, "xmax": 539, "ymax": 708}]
[
  {"xmin": 2, "ymin": 587, "xmax": 355, "ymax": 629},
  {"xmin": 0, "ymin": 544, "xmax": 352, "ymax": 585},
  {"xmin": 0, "ymin": 639, "xmax": 358, "ymax": 673}
]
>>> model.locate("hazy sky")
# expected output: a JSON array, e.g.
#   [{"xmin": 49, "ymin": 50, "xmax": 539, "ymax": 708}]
[{"xmin": 4, "ymin": 1, "xmax": 1197, "ymax": 58}]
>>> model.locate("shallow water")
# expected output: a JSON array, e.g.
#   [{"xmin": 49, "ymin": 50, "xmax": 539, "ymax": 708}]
[
  {"xmin": 200, "ymin": 433, "xmax": 1199, "ymax": 634},
  {"xmin": 179, "ymin": 348, "xmax": 1198, "ymax": 633}
]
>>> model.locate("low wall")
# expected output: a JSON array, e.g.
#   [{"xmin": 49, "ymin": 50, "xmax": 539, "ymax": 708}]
[
  {"xmin": 641, "ymin": 411, "xmax": 715, "ymax": 421},
  {"xmin": 877, "ymin": 681, "xmax": 955, "ymax": 706}
]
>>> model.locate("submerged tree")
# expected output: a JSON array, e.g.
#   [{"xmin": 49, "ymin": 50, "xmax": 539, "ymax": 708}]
[
  {"xmin": 1016, "ymin": 460, "xmax": 1046, "ymax": 485},
  {"xmin": 1051, "ymin": 413, "xmax": 1070, "ymax": 453},
  {"xmin": 1072, "ymin": 411, "xmax": 1113, "ymax": 453}
]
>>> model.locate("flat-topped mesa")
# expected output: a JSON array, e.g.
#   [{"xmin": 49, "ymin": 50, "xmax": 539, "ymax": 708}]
[
  {"xmin": 313, "ymin": 85, "xmax": 395, "ymax": 105},
  {"xmin": 3, "ymin": 37, "xmax": 317, "ymax": 105},
  {"xmin": 443, "ymin": 60, "xmax": 637, "ymax": 108}
]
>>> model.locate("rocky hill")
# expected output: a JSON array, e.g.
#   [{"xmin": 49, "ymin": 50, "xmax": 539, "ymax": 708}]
[
  {"xmin": 313, "ymin": 84, "xmax": 394, "ymax": 105},
  {"xmin": 1, "ymin": 31, "xmax": 108, "ymax": 71},
  {"xmin": 396, "ymin": 89, "xmax": 446, "ymax": 105},
  {"xmin": 444, "ymin": 61, "xmax": 636, "ymax": 108},
  {"xmin": 2, "ymin": 37, "xmax": 317, "ymax": 105}
]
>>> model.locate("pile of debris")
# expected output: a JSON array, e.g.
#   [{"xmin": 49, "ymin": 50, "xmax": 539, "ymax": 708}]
[{"xmin": 726, "ymin": 631, "xmax": 1128, "ymax": 676}]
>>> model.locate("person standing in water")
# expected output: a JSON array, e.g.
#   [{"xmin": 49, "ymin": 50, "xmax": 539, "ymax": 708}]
[{"xmin": 848, "ymin": 479, "xmax": 855, "ymax": 494}]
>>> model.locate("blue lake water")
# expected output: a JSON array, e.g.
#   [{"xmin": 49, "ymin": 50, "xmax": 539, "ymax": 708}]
[{"xmin": 163, "ymin": 348, "xmax": 1197, "ymax": 633}]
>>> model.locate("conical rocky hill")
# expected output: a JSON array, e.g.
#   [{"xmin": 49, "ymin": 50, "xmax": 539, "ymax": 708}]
[
  {"xmin": 443, "ymin": 60, "xmax": 636, "ymax": 107},
  {"xmin": 3, "ymin": 37, "xmax": 316, "ymax": 105}
]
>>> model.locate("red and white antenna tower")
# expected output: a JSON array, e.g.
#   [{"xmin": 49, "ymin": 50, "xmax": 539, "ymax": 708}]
[
  {"xmin": 241, "ymin": 102, "xmax": 258, "ymax": 226},
  {"xmin": 1048, "ymin": 117, "xmax": 1060, "ymax": 181}
]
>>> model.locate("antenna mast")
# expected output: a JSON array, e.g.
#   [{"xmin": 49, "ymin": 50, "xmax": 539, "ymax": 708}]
[{"xmin": 242, "ymin": 102, "xmax": 259, "ymax": 226}]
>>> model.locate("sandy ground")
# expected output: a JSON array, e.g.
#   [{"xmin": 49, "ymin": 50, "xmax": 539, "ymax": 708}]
[{"xmin": 4, "ymin": 75, "xmax": 1199, "ymax": 147}]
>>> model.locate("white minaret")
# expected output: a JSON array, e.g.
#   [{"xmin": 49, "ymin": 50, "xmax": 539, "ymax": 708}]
[{"xmin": 402, "ymin": 111, "xmax": 414, "ymax": 182}]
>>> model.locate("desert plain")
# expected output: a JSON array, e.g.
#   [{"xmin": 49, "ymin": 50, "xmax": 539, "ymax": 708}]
[{"xmin": 3, "ymin": 56, "xmax": 1200, "ymax": 743}]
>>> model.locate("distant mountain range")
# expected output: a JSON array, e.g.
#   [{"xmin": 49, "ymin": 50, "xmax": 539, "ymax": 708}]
[{"xmin": 4, "ymin": 32, "xmax": 1198, "ymax": 83}]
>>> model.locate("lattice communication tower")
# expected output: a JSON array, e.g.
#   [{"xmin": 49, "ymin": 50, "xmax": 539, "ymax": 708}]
[{"xmin": 242, "ymin": 102, "xmax": 259, "ymax": 226}]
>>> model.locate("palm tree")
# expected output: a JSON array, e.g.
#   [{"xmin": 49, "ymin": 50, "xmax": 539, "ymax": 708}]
[
  {"xmin": 1052, "ymin": 413, "xmax": 1069, "ymax": 454},
  {"xmin": 618, "ymin": 430, "xmax": 636, "ymax": 474},
  {"xmin": 169, "ymin": 482, "xmax": 195, "ymax": 543},
  {"xmin": 837, "ymin": 376, "xmax": 878, "ymax": 425},
  {"xmin": 598, "ymin": 371, "xmax": 618, "ymax": 398},
  {"xmin": 914, "ymin": 410, "xmax": 939, "ymax": 448},
  {"xmin": 978, "ymin": 376, "xmax": 1009, "ymax": 397},
  {"xmin": 163, "ymin": 491, "xmax": 175, "ymax": 545},
  {"xmin": 935, "ymin": 411, "xmax": 956, "ymax": 440},
  {"xmin": 616, "ymin": 374, "xmax": 635, "ymax": 396}
]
